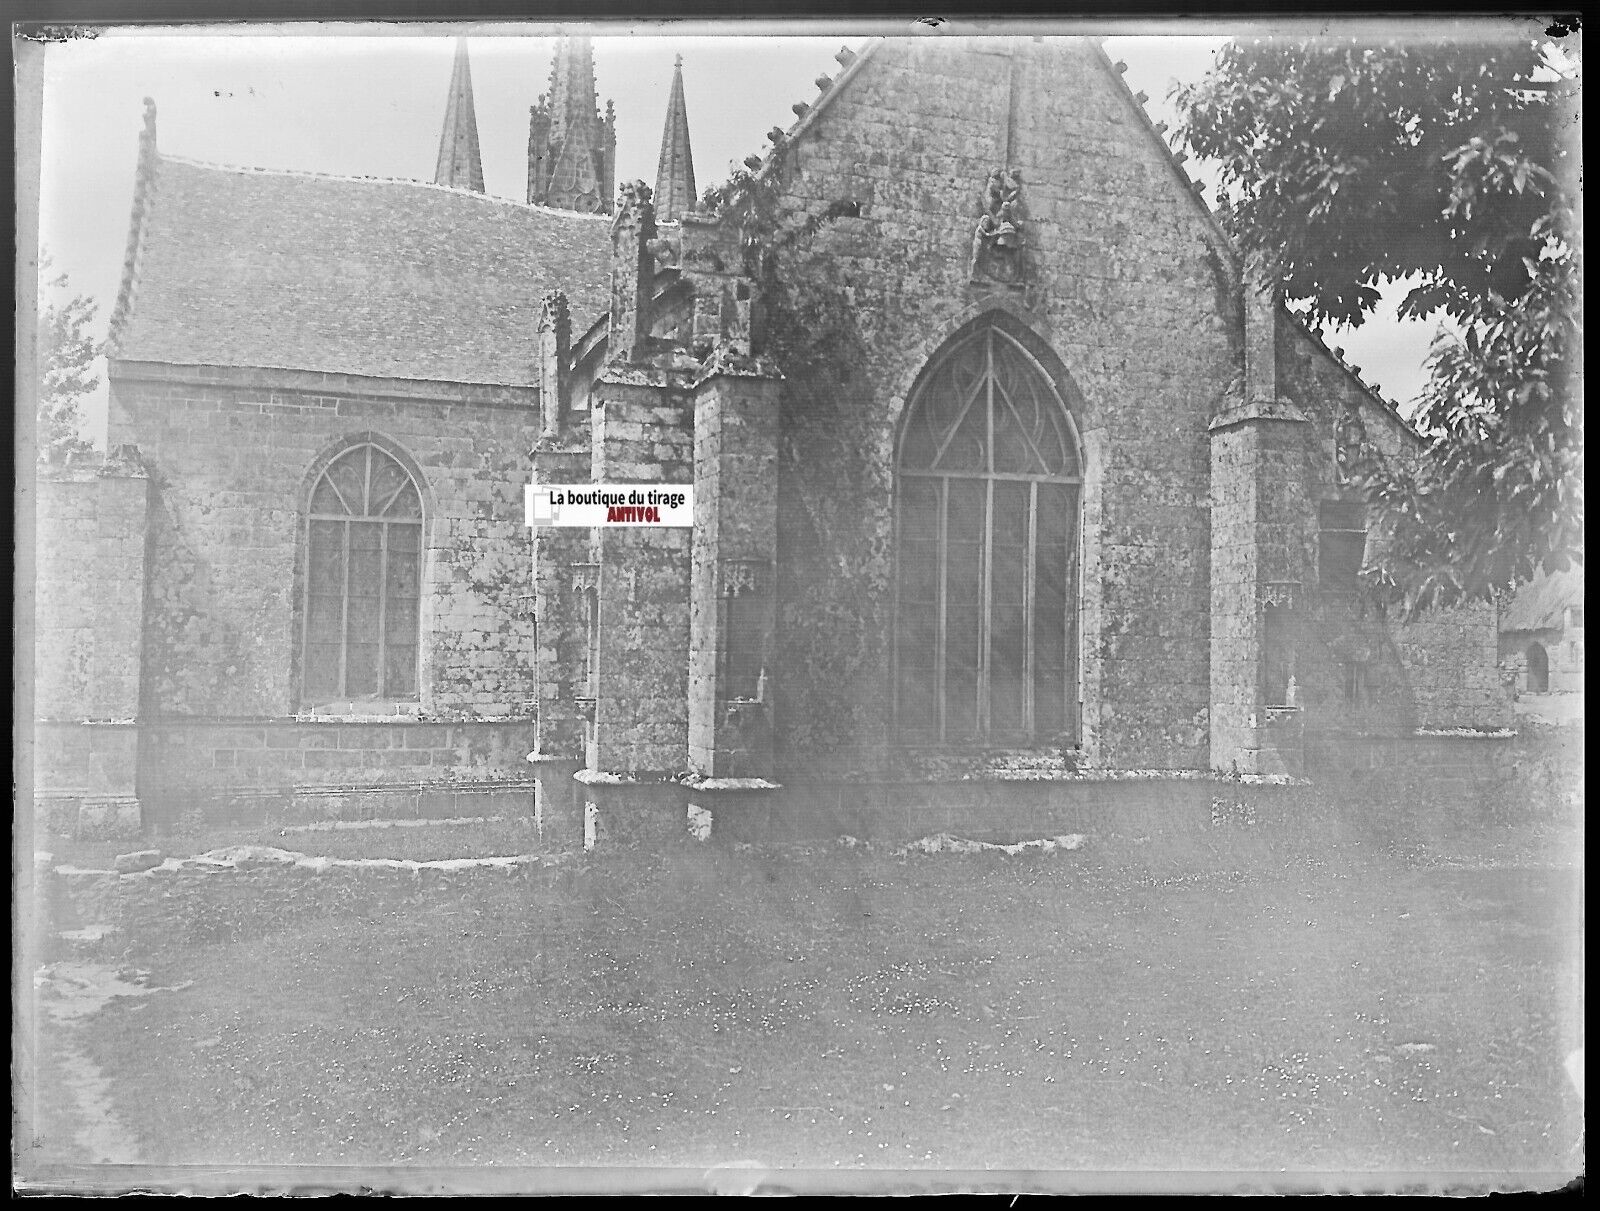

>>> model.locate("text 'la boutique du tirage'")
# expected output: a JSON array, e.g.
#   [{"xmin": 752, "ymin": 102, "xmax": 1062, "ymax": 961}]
[{"xmin": 525, "ymin": 484, "xmax": 694, "ymax": 527}]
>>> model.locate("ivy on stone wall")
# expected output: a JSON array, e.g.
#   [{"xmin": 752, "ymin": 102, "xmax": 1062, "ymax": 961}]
[{"xmin": 701, "ymin": 170, "xmax": 891, "ymax": 758}]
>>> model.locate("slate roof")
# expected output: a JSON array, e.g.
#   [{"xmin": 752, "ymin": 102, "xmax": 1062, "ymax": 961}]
[
  {"xmin": 1501, "ymin": 567, "xmax": 1584, "ymax": 633},
  {"xmin": 110, "ymin": 154, "xmax": 612, "ymax": 387}
]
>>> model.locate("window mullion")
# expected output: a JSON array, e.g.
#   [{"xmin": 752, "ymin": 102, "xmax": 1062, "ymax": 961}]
[
  {"xmin": 338, "ymin": 520, "xmax": 352, "ymax": 699},
  {"xmin": 377, "ymin": 522, "xmax": 390, "ymax": 697},
  {"xmin": 936, "ymin": 477, "xmax": 948, "ymax": 745},
  {"xmin": 980, "ymin": 476, "xmax": 994, "ymax": 739},
  {"xmin": 1024, "ymin": 479, "xmax": 1037, "ymax": 738},
  {"xmin": 890, "ymin": 479, "xmax": 902, "ymax": 738},
  {"xmin": 1068, "ymin": 491, "xmax": 1081, "ymax": 742},
  {"xmin": 979, "ymin": 332, "xmax": 995, "ymax": 741}
]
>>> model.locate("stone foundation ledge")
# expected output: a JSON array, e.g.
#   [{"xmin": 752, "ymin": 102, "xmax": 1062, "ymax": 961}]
[
  {"xmin": 682, "ymin": 776, "xmax": 784, "ymax": 844},
  {"xmin": 149, "ymin": 780, "xmax": 538, "ymax": 827},
  {"xmin": 573, "ymin": 770, "xmax": 693, "ymax": 850},
  {"xmin": 36, "ymin": 795, "xmax": 142, "ymax": 841},
  {"xmin": 56, "ymin": 845, "xmax": 575, "ymax": 886}
]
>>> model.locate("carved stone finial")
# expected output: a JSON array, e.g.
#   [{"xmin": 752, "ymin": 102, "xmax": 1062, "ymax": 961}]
[
  {"xmin": 616, "ymin": 178, "xmax": 654, "ymax": 213},
  {"xmin": 538, "ymin": 291, "xmax": 571, "ymax": 436},
  {"xmin": 609, "ymin": 182, "xmax": 657, "ymax": 363},
  {"xmin": 141, "ymin": 96, "xmax": 157, "ymax": 140}
]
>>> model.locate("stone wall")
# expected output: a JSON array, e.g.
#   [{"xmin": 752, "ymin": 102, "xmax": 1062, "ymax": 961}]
[
  {"xmin": 1278, "ymin": 323, "xmax": 1512, "ymax": 735},
  {"xmin": 137, "ymin": 719, "xmax": 535, "ymax": 826},
  {"xmin": 110, "ymin": 362, "xmax": 541, "ymax": 721},
  {"xmin": 107, "ymin": 362, "xmax": 541, "ymax": 819},
  {"xmin": 1392, "ymin": 603, "xmax": 1510, "ymax": 730},
  {"xmin": 589, "ymin": 376, "xmax": 695, "ymax": 774},
  {"xmin": 34, "ymin": 453, "xmax": 151, "ymax": 837},
  {"xmin": 35, "ymin": 455, "xmax": 150, "ymax": 722}
]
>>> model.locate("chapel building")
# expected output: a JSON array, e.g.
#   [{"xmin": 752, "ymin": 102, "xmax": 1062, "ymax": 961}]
[{"xmin": 33, "ymin": 35, "xmax": 1510, "ymax": 843}]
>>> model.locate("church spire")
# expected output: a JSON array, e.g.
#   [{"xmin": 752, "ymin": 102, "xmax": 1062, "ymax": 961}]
[
  {"xmin": 434, "ymin": 39, "xmax": 485, "ymax": 193},
  {"xmin": 527, "ymin": 34, "xmax": 616, "ymax": 214},
  {"xmin": 653, "ymin": 55, "xmax": 697, "ymax": 223}
]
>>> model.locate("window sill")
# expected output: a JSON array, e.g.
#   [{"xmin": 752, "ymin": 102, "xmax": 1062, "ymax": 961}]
[{"xmin": 296, "ymin": 701, "xmax": 423, "ymax": 722}]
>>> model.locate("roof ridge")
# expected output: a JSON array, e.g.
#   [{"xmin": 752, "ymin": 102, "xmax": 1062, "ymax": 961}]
[
  {"xmin": 1289, "ymin": 307, "xmax": 1422, "ymax": 439},
  {"xmin": 751, "ymin": 39, "xmax": 880, "ymax": 183},
  {"xmin": 107, "ymin": 97, "xmax": 161, "ymax": 358},
  {"xmin": 1085, "ymin": 38, "xmax": 1240, "ymax": 288},
  {"xmin": 157, "ymin": 152, "xmax": 613, "ymax": 219},
  {"xmin": 1083, "ymin": 40, "xmax": 1422, "ymax": 442}
]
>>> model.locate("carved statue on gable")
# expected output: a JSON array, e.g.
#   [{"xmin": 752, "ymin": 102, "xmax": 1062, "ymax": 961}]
[{"xmin": 971, "ymin": 166, "xmax": 1028, "ymax": 286}]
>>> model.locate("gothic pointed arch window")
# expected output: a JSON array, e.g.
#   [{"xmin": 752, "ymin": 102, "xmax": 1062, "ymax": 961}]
[
  {"xmin": 894, "ymin": 320, "xmax": 1082, "ymax": 745},
  {"xmin": 302, "ymin": 442, "xmax": 424, "ymax": 704}
]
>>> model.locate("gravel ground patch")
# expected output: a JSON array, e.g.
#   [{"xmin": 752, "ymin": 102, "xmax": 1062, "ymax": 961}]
[{"xmin": 25, "ymin": 823, "xmax": 1581, "ymax": 1188}]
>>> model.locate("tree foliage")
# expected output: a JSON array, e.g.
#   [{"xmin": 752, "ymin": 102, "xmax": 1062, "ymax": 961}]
[
  {"xmin": 1175, "ymin": 32, "xmax": 1581, "ymax": 611},
  {"xmin": 37, "ymin": 254, "xmax": 101, "ymax": 461}
]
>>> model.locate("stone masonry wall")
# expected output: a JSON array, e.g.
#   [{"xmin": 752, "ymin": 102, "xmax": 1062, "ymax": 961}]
[
  {"xmin": 764, "ymin": 38, "xmax": 1237, "ymax": 775},
  {"xmin": 138, "ymin": 719, "xmax": 535, "ymax": 825},
  {"xmin": 108, "ymin": 363, "xmax": 542, "ymax": 812},
  {"xmin": 1279, "ymin": 324, "xmax": 1512, "ymax": 733},
  {"xmin": 589, "ymin": 378, "xmax": 695, "ymax": 774},
  {"xmin": 34, "ymin": 457, "xmax": 151, "ymax": 834},
  {"xmin": 35, "ymin": 459, "xmax": 150, "ymax": 724},
  {"xmin": 110, "ymin": 363, "xmax": 540, "ymax": 722}
]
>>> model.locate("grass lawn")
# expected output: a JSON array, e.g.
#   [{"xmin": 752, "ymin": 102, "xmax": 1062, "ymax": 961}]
[{"xmin": 41, "ymin": 813, "xmax": 1580, "ymax": 1185}]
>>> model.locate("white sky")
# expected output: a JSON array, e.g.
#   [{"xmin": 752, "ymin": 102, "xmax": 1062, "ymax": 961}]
[{"xmin": 31, "ymin": 22, "xmax": 1446, "ymax": 446}]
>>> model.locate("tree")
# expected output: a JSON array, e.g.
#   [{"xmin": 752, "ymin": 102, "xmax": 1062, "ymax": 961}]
[
  {"xmin": 36, "ymin": 253, "xmax": 100, "ymax": 462},
  {"xmin": 1174, "ymin": 31, "xmax": 1581, "ymax": 612}
]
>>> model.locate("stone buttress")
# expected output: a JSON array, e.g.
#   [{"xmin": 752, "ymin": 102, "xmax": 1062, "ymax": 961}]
[
  {"xmin": 531, "ymin": 182, "xmax": 783, "ymax": 847},
  {"xmin": 1208, "ymin": 258, "xmax": 1312, "ymax": 777}
]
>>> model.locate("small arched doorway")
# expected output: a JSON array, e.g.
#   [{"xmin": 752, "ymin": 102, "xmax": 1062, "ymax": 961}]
[{"xmin": 1525, "ymin": 642, "xmax": 1550, "ymax": 694}]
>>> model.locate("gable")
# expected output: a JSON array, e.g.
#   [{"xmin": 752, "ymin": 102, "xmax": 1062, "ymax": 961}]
[
  {"xmin": 762, "ymin": 37, "xmax": 1236, "ymax": 283},
  {"xmin": 110, "ymin": 156, "xmax": 612, "ymax": 387}
]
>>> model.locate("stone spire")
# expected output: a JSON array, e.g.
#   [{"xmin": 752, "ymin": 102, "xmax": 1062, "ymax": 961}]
[
  {"xmin": 434, "ymin": 39, "xmax": 485, "ymax": 193},
  {"xmin": 653, "ymin": 55, "xmax": 697, "ymax": 223},
  {"xmin": 527, "ymin": 34, "xmax": 616, "ymax": 214}
]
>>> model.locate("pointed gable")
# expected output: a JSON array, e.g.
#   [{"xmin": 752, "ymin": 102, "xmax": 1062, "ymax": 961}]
[{"xmin": 434, "ymin": 39, "xmax": 485, "ymax": 193}]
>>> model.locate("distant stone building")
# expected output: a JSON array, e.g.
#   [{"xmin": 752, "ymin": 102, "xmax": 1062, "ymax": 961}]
[
  {"xmin": 34, "ymin": 35, "xmax": 1511, "ymax": 843},
  {"xmin": 1501, "ymin": 569, "xmax": 1584, "ymax": 698}
]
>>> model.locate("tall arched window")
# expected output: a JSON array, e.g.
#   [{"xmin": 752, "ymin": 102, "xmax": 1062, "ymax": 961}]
[
  {"xmin": 303, "ymin": 443, "xmax": 423, "ymax": 704},
  {"xmin": 894, "ymin": 320, "xmax": 1082, "ymax": 745}
]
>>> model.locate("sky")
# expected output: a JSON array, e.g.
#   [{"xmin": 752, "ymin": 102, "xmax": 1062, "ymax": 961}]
[{"xmin": 29, "ymin": 20, "xmax": 1452, "ymax": 447}]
